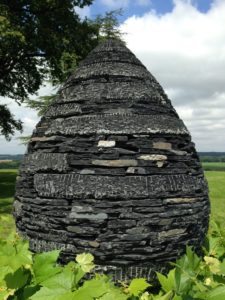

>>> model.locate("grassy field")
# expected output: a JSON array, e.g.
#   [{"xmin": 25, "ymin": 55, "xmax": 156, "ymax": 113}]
[
  {"xmin": 205, "ymin": 171, "xmax": 225, "ymax": 226},
  {"xmin": 0, "ymin": 169, "xmax": 18, "ymax": 238},
  {"xmin": 0, "ymin": 169, "xmax": 224, "ymax": 239},
  {"xmin": 202, "ymin": 162, "xmax": 225, "ymax": 171}
]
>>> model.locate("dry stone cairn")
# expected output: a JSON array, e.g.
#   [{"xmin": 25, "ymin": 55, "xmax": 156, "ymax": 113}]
[{"xmin": 14, "ymin": 39, "xmax": 210, "ymax": 281}]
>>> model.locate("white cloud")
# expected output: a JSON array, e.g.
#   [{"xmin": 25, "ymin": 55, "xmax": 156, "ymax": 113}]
[
  {"xmin": 121, "ymin": 0, "xmax": 225, "ymax": 151},
  {"xmin": 75, "ymin": 6, "xmax": 91, "ymax": 19}
]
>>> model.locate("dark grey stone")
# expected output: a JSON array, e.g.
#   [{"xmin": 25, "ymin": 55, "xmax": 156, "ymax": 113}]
[{"xmin": 14, "ymin": 39, "xmax": 210, "ymax": 282}]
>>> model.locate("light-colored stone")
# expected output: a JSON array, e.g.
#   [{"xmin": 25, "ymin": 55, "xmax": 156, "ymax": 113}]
[
  {"xmin": 170, "ymin": 149, "xmax": 187, "ymax": 156},
  {"xmin": 165, "ymin": 198, "xmax": 197, "ymax": 204},
  {"xmin": 89, "ymin": 241, "xmax": 100, "ymax": 248},
  {"xmin": 98, "ymin": 140, "xmax": 116, "ymax": 148},
  {"xmin": 30, "ymin": 136, "xmax": 50, "ymax": 142},
  {"xmin": 71, "ymin": 206, "xmax": 93, "ymax": 213},
  {"xmin": 126, "ymin": 167, "xmax": 146, "ymax": 174},
  {"xmin": 67, "ymin": 226, "xmax": 83, "ymax": 233},
  {"xmin": 138, "ymin": 154, "xmax": 167, "ymax": 161},
  {"xmin": 158, "ymin": 228, "xmax": 186, "ymax": 239},
  {"xmin": 80, "ymin": 169, "xmax": 95, "ymax": 175},
  {"xmin": 156, "ymin": 161, "xmax": 164, "ymax": 168},
  {"xmin": 69, "ymin": 212, "xmax": 108, "ymax": 220},
  {"xmin": 153, "ymin": 142, "xmax": 172, "ymax": 150},
  {"xmin": 159, "ymin": 219, "xmax": 173, "ymax": 226},
  {"xmin": 92, "ymin": 159, "xmax": 138, "ymax": 167}
]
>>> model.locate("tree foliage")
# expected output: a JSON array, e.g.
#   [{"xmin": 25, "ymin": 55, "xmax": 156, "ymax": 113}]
[
  {"xmin": 94, "ymin": 9, "xmax": 125, "ymax": 41},
  {"xmin": 0, "ymin": 0, "xmax": 98, "ymax": 139},
  {"xmin": 0, "ymin": 105, "xmax": 22, "ymax": 141},
  {"xmin": 25, "ymin": 9, "xmax": 125, "ymax": 117}
]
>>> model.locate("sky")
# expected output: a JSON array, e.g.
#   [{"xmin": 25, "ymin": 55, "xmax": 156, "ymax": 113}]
[{"xmin": 1, "ymin": 0, "xmax": 225, "ymax": 154}]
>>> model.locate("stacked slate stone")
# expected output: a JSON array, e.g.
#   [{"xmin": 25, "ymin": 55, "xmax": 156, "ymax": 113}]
[{"xmin": 14, "ymin": 39, "xmax": 210, "ymax": 281}]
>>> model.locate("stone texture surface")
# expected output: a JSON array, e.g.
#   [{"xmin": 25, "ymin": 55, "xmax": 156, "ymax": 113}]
[{"xmin": 14, "ymin": 39, "xmax": 210, "ymax": 281}]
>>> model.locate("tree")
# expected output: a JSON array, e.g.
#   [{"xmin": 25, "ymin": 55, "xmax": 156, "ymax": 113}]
[
  {"xmin": 0, "ymin": 105, "xmax": 22, "ymax": 140},
  {"xmin": 0, "ymin": 0, "xmax": 98, "ymax": 140},
  {"xmin": 94, "ymin": 9, "xmax": 125, "ymax": 41},
  {"xmin": 25, "ymin": 9, "xmax": 125, "ymax": 117}
]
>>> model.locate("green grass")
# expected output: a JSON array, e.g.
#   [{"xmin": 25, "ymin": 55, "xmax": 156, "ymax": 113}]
[
  {"xmin": 205, "ymin": 171, "xmax": 225, "ymax": 226},
  {"xmin": 0, "ymin": 169, "xmax": 224, "ymax": 239},
  {"xmin": 202, "ymin": 162, "xmax": 225, "ymax": 171},
  {"xmin": 0, "ymin": 169, "xmax": 17, "ymax": 238}
]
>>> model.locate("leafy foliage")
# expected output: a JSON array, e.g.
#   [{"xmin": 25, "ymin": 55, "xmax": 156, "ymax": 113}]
[
  {"xmin": 0, "ymin": 221, "xmax": 225, "ymax": 299},
  {"xmin": 94, "ymin": 9, "xmax": 125, "ymax": 41},
  {"xmin": 0, "ymin": 0, "xmax": 98, "ymax": 139},
  {"xmin": 0, "ymin": 105, "xmax": 22, "ymax": 141}
]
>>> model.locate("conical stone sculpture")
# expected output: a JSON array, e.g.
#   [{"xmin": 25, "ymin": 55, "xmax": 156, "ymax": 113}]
[{"xmin": 14, "ymin": 39, "xmax": 210, "ymax": 281}]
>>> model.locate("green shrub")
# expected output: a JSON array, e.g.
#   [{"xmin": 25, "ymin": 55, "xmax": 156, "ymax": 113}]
[{"xmin": 0, "ymin": 221, "xmax": 225, "ymax": 300}]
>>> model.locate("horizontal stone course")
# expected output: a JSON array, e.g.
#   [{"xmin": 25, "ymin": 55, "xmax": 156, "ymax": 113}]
[
  {"xmin": 46, "ymin": 114, "xmax": 189, "ymax": 136},
  {"xmin": 34, "ymin": 173, "xmax": 207, "ymax": 199}
]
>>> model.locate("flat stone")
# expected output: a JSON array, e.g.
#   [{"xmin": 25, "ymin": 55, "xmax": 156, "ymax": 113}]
[
  {"xmin": 108, "ymin": 220, "xmax": 136, "ymax": 228},
  {"xmin": 170, "ymin": 149, "xmax": 187, "ymax": 156},
  {"xmin": 22, "ymin": 153, "xmax": 68, "ymax": 172},
  {"xmin": 138, "ymin": 155, "xmax": 167, "ymax": 161},
  {"xmin": 30, "ymin": 136, "xmax": 50, "ymax": 142},
  {"xmin": 69, "ymin": 212, "xmax": 108, "ymax": 220},
  {"xmin": 98, "ymin": 140, "xmax": 116, "ymax": 148},
  {"xmin": 156, "ymin": 161, "xmax": 164, "ymax": 168},
  {"xmin": 159, "ymin": 219, "xmax": 173, "ymax": 226},
  {"xmin": 92, "ymin": 159, "xmax": 138, "ymax": 167},
  {"xmin": 13, "ymin": 200, "xmax": 22, "ymax": 216},
  {"xmin": 126, "ymin": 227, "xmax": 148, "ymax": 234},
  {"xmin": 46, "ymin": 114, "xmax": 189, "ymax": 136},
  {"xmin": 158, "ymin": 228, "xmax": 186, "ymax": 239},
  {"xmin": 126, "ymin": 167, "xmax": 146, "ymax": 174},
  {"xmin": 67, "ymin": 226, "xmax": 83, "ymax": 233},
  {"xmin": 34, "ymin": 173, "xmax": 207, "ymax": 200},
  {"xmin": 120, "ymin": 234, "xmax": 150, "ymax": 241},
  {"xmin": 165, "ymin": 198, "xmax": 197, "ymax": 204},
  {"xmin": 71, "ymin": 206, "xmax": 93, "ymax": 213},
  {"xmin": 80, "ymin": 169, "xmax": 95, "ymax": 175},
  {"xmin": 89, "ymin": 241, "xmax": 100, "ymax": 248},
  {"xmin": 153, "ymin": 142, "xmax": 172, "ymax": 150}
]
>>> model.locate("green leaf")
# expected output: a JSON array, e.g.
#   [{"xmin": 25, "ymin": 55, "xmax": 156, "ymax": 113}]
[
  {"xmin": 72, "ymin": 276, "xmax": 110, "ymax": 300},
  {"xmin": 174, "ymin": 247, "xmax": 201, "ymax": 294},
  {"xmin": 157, "ymin": 269, "xmax": 175, "ymax": 293},
  {"xmin": 220, "ymin": 259, "xmax": 225, "ymax": 275},
  {"xmin": 0, "ymin": 287, "xmax": 16, "ymax": 300},
  {"xmin": 41, "ymin": 269, "xmax": 73, "ymax": 292},
  {"xmin": 98, "ymin": 288, "xmax": 128, "ymax": 300},
  {"xmin": 0, "ymin": 239, "xmax": 32, "ymax": 271},
  {"xmin": 75, "ymin": 253, "xmax": 95, "ymax": 273},
  {"xmin": 154, "ymin": 290, "xmax": 174, "ymax": 300},
  {"xmin": 4, "ymin": 267, "xmax": 30, "ymax": 290},
  {"xmin": 127, "ymin": 278, "xmax": 150, "ymax": 296},
  {"xmin": 33, "ymin": 250, "xmax": 62, "ymax": 284},
  {"xmin": 18, "ymin": 285, "xmax": 41, "ymax": 300},
  {"xmin": 204, "ymin": 256, "xmax": 221, "ymax": 274},
  {"xmin": 64, "ymin": 261, "xmax": 85, "ymax": 287},
  {"xmin": 206, "ymin": 286, "xmax": 225, "ymax": 300},
  {"xmin": 29, "ymin": 286, "xmax": 72, "ymax": 300},
  {"xmin": 0, "ymin": 266, "xmax": 13, "ymax": 285}
]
